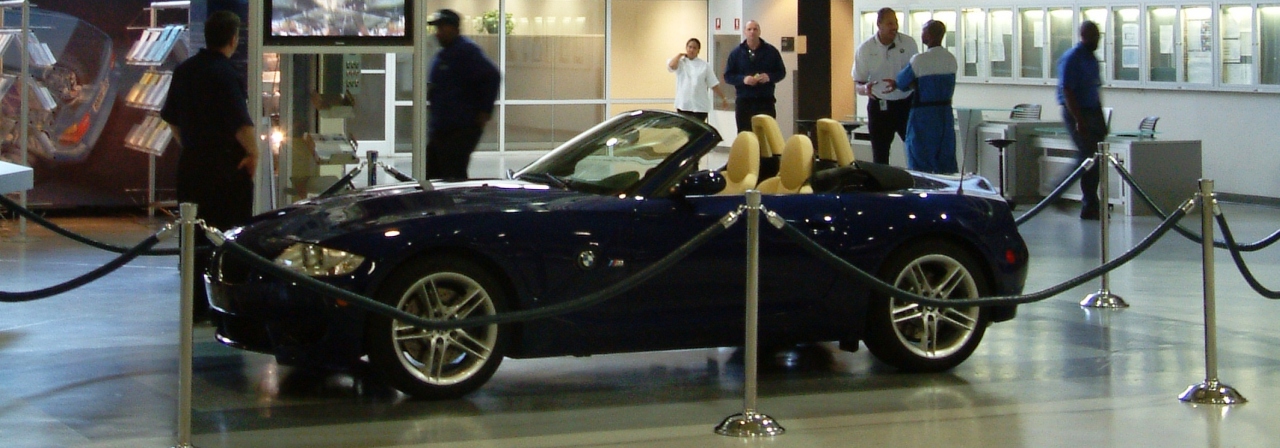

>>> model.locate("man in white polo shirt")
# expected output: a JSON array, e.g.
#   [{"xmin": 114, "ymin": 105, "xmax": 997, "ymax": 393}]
[{"xmin": 853, "ymin": 8, "xmax": 918, "ymax": 165}]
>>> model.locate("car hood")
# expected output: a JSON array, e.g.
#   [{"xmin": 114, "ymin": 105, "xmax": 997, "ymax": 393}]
[{"xmin": 236, "ymin": 179, "xmax": 585, "ymax": 247}]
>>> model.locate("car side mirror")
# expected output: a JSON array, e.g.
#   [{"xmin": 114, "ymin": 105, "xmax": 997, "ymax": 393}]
[{"xmin": 671, "ymin": 170, "xmax": 726, "ymax": 198}]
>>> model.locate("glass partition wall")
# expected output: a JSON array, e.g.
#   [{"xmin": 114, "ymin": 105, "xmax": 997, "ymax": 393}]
[{"xmin": 347, "ymin": 0, "xmax": 707, "ymax": 156}]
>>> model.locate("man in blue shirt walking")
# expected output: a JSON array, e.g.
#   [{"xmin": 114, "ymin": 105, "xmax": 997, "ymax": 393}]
[
  {"xmin": 1057, "ymin": 21, "xmax": 1107, "ymax": 220},
  {"xmin": 427, "ymin": 9, "xmax": 501, "ymax": 180}
]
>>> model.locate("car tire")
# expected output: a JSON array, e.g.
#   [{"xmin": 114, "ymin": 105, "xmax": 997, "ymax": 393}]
[
  {"xmin": 366, "ymin": 255, "xmax": 509, "ymax": 399},
  {"xmin": 864, "ymin": 239, "xmax": 990, "ymax": 372}
]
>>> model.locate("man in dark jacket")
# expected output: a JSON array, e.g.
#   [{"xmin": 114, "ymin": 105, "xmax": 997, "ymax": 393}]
[
  {"xmin": 427, "ymin": 9, "xmax": 501, "ymax": 180},
  {"xmin": 161, "ymin": 10, "xmax": 257, "ymax": 321},
  {"xmin": 723, "ymin": 20, "xmax": 786, "ymax": 135}
]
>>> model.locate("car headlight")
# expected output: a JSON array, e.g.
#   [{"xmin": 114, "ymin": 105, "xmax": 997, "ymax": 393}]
[{"xmin": 274, "ymin": 243, "xmax": 365, "ymax": 277}]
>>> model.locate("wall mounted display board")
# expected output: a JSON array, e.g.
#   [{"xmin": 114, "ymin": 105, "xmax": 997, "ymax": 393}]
[{"xmin": 859, "ymin": 3, "xmax": 1280, "ymax": 92}]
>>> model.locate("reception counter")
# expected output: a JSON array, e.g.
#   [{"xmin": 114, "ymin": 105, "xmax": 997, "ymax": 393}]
[{"xmin": 0, "ymin": 161, "xmax": 33, "ymax": 195}]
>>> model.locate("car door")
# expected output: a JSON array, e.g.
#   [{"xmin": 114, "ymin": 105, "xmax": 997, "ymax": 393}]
[{"xmin": 585, "ymin": 190, "xmax": 842, "ymax": 353}]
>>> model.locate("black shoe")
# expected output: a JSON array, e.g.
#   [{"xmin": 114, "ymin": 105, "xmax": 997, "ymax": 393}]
[{"xmin": 1080, "ymin": 206, "xmax": 1100, "ymax": 220}]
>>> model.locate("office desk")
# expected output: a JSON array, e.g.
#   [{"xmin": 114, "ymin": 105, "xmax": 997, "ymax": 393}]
[
  {"xmin": 1, "ymin": 161, "xmax": 33, "ymax": 195},
  {"xmin": 972, "ymin": 118, "xmax": 1062, "ymax": 204},
  {"xmin": 1032, "ymin": 134, "xmax": 1201, "ymax": 216}
]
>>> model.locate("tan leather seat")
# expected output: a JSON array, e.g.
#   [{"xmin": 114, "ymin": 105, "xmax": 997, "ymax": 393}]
[
  {"xmin": 816, "ymin": 118, "xmax": 855, "ymax": 167},
  {"xmin": 757, "ymin": 135, "xmax": 814, "ymax": 194},
  {"xmin": 718, "ymin": 132, "xmax": 760, "ymax": 195},
  {"xmin": 751, "ymin": 114, "xmax": 785, "ymax": 180}
]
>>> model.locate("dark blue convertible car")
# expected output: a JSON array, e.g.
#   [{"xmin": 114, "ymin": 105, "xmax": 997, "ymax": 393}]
[{"xmin": 208, "ymin": 110, "xmax": 1028, "ymax": 399}]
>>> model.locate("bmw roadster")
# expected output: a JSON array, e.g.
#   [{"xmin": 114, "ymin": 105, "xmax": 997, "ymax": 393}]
[{"xmin": 208, "ymin": 110, "xmax": 1029, "ymax": 399}]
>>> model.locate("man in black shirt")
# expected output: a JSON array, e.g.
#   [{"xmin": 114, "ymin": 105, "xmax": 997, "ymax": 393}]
[
  {"xmin": 161, "ymin": 10, "xmax": 258, "ymax": 320},
  {"xmin": 724, "ymin": 20, "xmax": 786, "ymax": 134},
  {"xmin": 724, "ymin": 20, "xmax": 786, "ymax": 178}
]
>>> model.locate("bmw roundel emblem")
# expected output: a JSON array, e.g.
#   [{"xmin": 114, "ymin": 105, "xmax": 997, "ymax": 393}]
[{"xmin": 577, "ymin": 250, "xmax": 596, "ymax": 269}]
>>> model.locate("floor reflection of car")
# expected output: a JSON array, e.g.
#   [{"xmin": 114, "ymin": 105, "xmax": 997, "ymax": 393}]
[
  {"xmin": 1, "ymin": 9, "xmax": 118, "ymax": 164},
  {"xmin": 208, "ymin": 110, "xmax": 1030, "ymax": 399}
]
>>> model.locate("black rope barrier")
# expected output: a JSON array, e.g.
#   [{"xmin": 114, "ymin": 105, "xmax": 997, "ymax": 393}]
[
  {"xmin": 377, "ymin": 162, "xmax": 416, "ymax": 183},
  {"xmin": 0, "ymin": 232, "xmax": 167, "ymax": 302},
  {"xmin": 211, "ymin": 209, "xmax": 738, "ymax": 330},
  {"xmin": 1015, "ymin": 157, "xmax": 1094, "ymax": 226},
  {"xmin": 772, "ymin": 201, "xmax": 1191, "ymax": 308},
  {"xmin": 0, "ymin": 194, "xmax": 180, "ymax": 256},
  {"xmin": 1215, "ymin": 211, "xmax": 1280, "ymax": 299},
  {"xmin": 1111, "ymin": 160, "xmax": 1280, "ymax": 252},
  {"xmin": 318, "ymin": 163, "xmax": 365, "ymax": 198}
]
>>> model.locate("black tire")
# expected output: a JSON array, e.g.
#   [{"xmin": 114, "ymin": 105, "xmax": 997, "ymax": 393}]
[
  {"xmin": 365, "ymin": 255, "xmax": 509, "ymax": 399},
  {"xmin": 864, "ymin": 239, "xmax": 991, "ymax": 372}
]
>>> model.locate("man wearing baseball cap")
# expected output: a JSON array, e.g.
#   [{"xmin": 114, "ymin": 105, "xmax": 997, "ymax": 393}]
[{"xmin": 426, "ymin": 9, "xmax": 501, "ymax": 180}]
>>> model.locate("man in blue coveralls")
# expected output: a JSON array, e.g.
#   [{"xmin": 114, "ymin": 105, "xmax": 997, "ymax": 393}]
[
  {"xmin": 426, "ymin": 9, "xmax": 501, "ymax": 180},
  {"xmin": 882, "ymin": 20, "xmax": 957, "ymax": 174},
  {"xmin": 1057, "ymin": 21, "xmax": 1106, "ymax": 220}
]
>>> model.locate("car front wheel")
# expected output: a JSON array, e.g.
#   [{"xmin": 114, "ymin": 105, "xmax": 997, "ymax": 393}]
[
  {"xmin": 864, "ymin": 240, "xmax": 990, "ymax": 372},
  {"xmin": 366, "ymin": 256, "xmax": 509, "ymax": 399}
]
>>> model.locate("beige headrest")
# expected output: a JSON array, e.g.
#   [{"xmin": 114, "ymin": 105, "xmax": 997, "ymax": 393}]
[
  {"xmin": 751, "ymin": 115, "xmax": 784, "ymax": 158},
  {"xmin": 816, "ymin": 118, "xmax": 855, "ymax": 166},
  {"xmin": 779, "ymin": 135, "xmax": 814, "ymax": 191},
  {"xmin": 726, "ymin": 132, "xmax": 760, "ymax": 183}
]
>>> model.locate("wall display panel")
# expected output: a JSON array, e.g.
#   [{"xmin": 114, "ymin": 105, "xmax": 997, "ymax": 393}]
[
  {"xmin": 1020, "ymin": 9, "xmax": 1046, "ymax": 78},
  {"xmin": 505, "ymin": 104, "xmax": 604, "ymax": 151},
  {"xmin": 265, "ymin": 0, "xmax": 412, "ymax": 47},
  {"xmin": 1049, "ymin": 8, "xmax": 1076, "ymax": 78},
  {"xmin": 349, "ymin": 73, "xmax": 387, "ymax": 140},
  {"xmin": 989, "ymin": 9, "xmax": 1014, "ymax": 78},
  {"xmin": 1082, "ymin": 8, "xmax": 1111, "ymax": 79},
  {"xmin": 1182, "ymin": 6, "xmax": 1213, "ymax": 83},
  {"xmin": 1149, "ymin": 6, "xmax": 1178, "ymax": 81},
  {"xmin": 908, "ymin": 10, "xmax": 958, "ymax": 56},
  {"xmin": 503, "ymin": 0, "xmax": 605, "ymax": 101},
  {"xmin": 1220, "ymin": 5, "xmax": 1254, "ymax": 84},
  {"xmin": 1263, "ymin": 5, "xmax": 1280, "ymax": 84},
  {"xmin": 962, "ymin": 8, "xmax": 987, "ymax": 77},
  {"xmin": 859, "ymin": 11, "xmax": 877, "ymax": 45},
  {"xmin": 1114, "ymin": 7, "xmax": 1141, "ymax": 80}
]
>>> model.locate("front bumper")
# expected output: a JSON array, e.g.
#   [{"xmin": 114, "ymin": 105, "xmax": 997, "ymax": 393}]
[{"xmin": 207, "ymin": 249, "xmax": 367, "ymax": 367}]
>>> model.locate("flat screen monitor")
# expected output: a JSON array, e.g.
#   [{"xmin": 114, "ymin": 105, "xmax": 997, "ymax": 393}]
[{"xmin": 264, "ymin": 0, "xmax": 411, "ymax": 47}]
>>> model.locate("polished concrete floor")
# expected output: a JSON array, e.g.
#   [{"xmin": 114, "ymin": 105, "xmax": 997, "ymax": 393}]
[{"xmin": 2, "ymin": 198, "xmax": 1280, "ymax": 448}]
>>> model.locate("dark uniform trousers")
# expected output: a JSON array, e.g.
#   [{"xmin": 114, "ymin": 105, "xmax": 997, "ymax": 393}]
[
  {"xmin": 427, "ymin": 125, "xmax": 486, "ymax": 181},
  {"xmin": 1062, "ymin": 106, "xmax": 1108, "ymax": 213},
  {"xmin": 866, "ymin": 98, "xmax": 912, "ymax": 165}
]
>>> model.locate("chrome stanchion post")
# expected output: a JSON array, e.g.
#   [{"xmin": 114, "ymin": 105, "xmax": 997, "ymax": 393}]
[
  {"xmin": 367, "ymin": 150, "xmax": 378, "ymax": 187},
  {"xmin": 175, "ymin": 203, "xmax": 197, "ymax": 448},
  {"xmin": 1082, "ymin": 142, "xmax": 1128, "ymax": 308},
  {"xmin": 716, "ymin": 190, "xmax": 784, "ymax": 437},
  {"xmin": 1180, "ymin": 179, "xmax": 1246, "ymax": 405}
]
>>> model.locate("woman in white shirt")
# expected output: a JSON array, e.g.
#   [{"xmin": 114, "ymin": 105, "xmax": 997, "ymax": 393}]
[{"xmin": 668, "ymin": 38, "xmax": 728, "ymax": 122}]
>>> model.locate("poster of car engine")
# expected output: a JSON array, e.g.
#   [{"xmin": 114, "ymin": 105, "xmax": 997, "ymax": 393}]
[{"xmin": 0, "ymin": 0, "xmax": 245, "ymax": 208}]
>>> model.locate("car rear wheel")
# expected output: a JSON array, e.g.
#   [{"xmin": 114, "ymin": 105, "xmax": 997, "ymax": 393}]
[
  {"xmin": 366, "ymin": 255, "xmax": 508, "ymax": 399},
  {"xmin": 864, "ymin": 240, "xmax": 990, "ymax": 372}
]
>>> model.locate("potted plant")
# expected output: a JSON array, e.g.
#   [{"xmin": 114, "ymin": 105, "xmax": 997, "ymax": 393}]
[{"xmin": 479, "ymin": 10, "xmax": 514, "ymax": 34}]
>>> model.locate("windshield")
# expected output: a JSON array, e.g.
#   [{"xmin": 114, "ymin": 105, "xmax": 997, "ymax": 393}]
[{"xmin": 516, "ymin": 111, "xmax": 709, "ymax": 195}]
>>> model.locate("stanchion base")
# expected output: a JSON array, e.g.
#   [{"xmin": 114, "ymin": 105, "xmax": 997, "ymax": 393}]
[
  {"xmin": 1180, "ymin": 380, "xmax": 1247, "ymax": 405},
  {"xmin": 1081, "ymin": 291, "xmax": 1129, "ymax": 308},
  {"xmin": 715, "ymin": 412, "xmax": 785, "ymax": 437}
]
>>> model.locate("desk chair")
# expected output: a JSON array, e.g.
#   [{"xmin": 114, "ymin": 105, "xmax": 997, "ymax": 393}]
[
  {"xmin": 1011, "ymin": 104, "xmax": 1041, "ymax": 120},
  {"xmin": 985, "ymin": 138, "xmax": 1016, "ymax": 205},
  {"xmin": 1138, "ymin": 116, "xmax": 1159, "ymax": 138}
]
